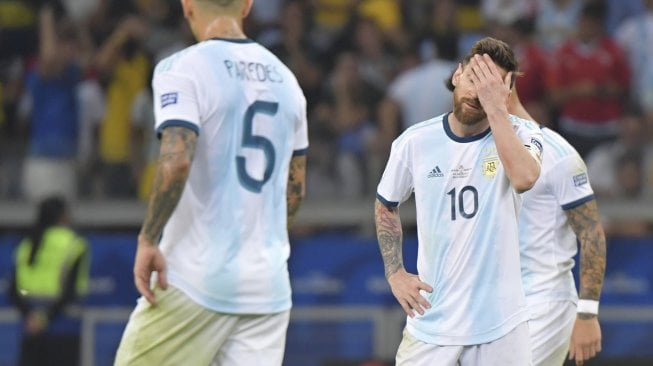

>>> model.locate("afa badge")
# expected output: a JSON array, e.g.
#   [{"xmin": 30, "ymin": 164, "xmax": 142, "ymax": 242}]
[{"xmin": 482, "ymin": 156, "xmax": 500, "ymax": 178}]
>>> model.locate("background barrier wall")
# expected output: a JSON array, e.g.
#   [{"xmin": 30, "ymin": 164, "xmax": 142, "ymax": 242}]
[{"xmin": 0, "ymin": 231, "xmax": 651, "ymax": 366}]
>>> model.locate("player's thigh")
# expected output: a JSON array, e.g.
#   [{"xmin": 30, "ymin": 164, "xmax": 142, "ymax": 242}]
[
  {"xmin": 114, "ymin": 286, "xmax": 237, "ymax": 366},
  {"xmin": 460, "ymin": 321, "xmax": 532, "ymax": 366},
  {"xmin": 395, "ymin": 328, "xmax": 463, "ymax": 366},
  {"xmin": 211, "ymin": 310, "xmax": 290, "ymax": 366},
  {"xmin": 529, "ymin": 301, "xmax": 576, "ymax": 366}
]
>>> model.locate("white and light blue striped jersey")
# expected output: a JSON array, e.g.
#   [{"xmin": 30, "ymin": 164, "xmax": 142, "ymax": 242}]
[
  {"xmin": 151, "ymin": 38, "xmax": 308, "ymax": 314},
  {"xmin": 519, "ymin": 127, "xmax": 594, "ymax": 307},
  {"xmin": 377, "ymin": 113, "xmax": 543, "ymax": 346}
]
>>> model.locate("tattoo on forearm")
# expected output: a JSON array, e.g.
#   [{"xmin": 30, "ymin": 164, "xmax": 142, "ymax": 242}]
[
  {"xmin": 375, "ymin": 200, "xmax": 403, "ymax": 278},
  {"xmin": 141, "ymin": 127, "xmax": 197, "ymax": 243},
  {"xmin": 578, "ymin": 313, "xmax": 597, "ymax": 320},
  {"xmin": 287, "ymin": 156, "xmax": 306, "ymax": 229},
  {"xmin": 566, "ymin": 200, "xmax": 606, "ymax": 301}
]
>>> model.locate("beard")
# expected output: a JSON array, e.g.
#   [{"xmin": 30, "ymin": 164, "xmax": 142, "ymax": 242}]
[{"xmin": 453, "ymin": 94, "xmax": 486, "ymax": 126}]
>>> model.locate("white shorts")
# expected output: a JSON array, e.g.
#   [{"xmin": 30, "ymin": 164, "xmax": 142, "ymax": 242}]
[
  {"xmin": 114, "ymin": 286, "xmax": 290, "ymax": 366},
  {"xmin": 396, "ymin": 322, "xmax": 532, "ymax": 366},
  {"xmin": 528, "ymin": 300, "xmax": 576, "ymax": 366}
]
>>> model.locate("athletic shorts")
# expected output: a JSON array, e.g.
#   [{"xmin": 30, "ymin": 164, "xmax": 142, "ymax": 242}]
[
  {"xmin": 114, "ymin": 286, "xmax": 290, "ymax": 366},
  {"xmin": 396, "ymin": 321, "xmax": 532, "ymax": 366},
  {"xmin": 528, "ymin": 300, "xmax": 576, "ymax": 366}
]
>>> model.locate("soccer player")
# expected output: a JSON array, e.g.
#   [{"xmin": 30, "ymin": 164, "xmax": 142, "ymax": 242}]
[
  {"xmin": 375, "ymin": 37, "xmax": 543, "ymax": 365},
  {"xmin": 509, "ymin": 90, "xmax": 606, "ymax": 366},
  {"xmin": 114, "ymin": 0, "xmax": 308, "ymax": 365}
]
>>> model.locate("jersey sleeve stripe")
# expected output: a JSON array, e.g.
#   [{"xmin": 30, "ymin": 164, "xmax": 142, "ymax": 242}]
[
  {"xmin": 156, "ymin": 119, "xmax": 200, "ymax": 139},
  {"xmin": 376, "ymin": 193, "xmax": 399, "ymax": 208},
  {"xmin": 292, "ymin": 147, "xmax": 308, "ymax": 156},
  {"xmin": 561, "ymin": 194, "xmax": 595, "ymax": 210}
]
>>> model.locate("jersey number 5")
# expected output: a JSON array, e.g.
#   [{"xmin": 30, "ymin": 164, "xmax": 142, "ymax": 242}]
[
  {"xmin": 447, "ymin": 186, "xmax": 478, "ymax": 220},
  {"xmin": 237, "ymin": 100, "xmax": 279, "ymax": 193}
]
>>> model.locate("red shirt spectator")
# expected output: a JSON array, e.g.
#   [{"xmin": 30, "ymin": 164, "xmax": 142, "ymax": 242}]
[{"xmin": 548, "ymin": 37, "xmax": 630, "ymax": 123}]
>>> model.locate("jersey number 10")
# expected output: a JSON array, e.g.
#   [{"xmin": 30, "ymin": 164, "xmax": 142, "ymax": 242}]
[{"xmin": 447, "ymin": 186, "xmax": 478, "ymax": 220}]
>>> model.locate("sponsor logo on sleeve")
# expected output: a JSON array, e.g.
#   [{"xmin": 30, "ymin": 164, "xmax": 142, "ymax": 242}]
[
  {"xmin": 161, "ymin": 92, "xmax": 178, "ymax": 108},
  {"xmin": 573, "ymin": 172, "xmax": 588, "ymax": 186}
]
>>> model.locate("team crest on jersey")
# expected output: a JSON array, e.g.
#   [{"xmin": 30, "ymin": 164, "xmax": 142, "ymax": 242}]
[{"xmin": 481, "ymin": 156, "xmax": 500, "ymax": 179}]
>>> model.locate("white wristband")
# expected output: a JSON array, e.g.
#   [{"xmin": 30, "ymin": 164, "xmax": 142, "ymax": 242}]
[{"xmin": 577, "ymin": 299, "xmax": 599, "ymax": 315}]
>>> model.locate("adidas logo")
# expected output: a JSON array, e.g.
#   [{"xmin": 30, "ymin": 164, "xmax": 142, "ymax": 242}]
[{"xmin": 427, "ymin": 166, "xmax": 444, "ymax": 178}]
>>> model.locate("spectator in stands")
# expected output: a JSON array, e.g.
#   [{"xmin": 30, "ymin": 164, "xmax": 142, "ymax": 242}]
[
  {"xmin": 493, "ymin": 17, "xmax": 552, "ymax": 127},
  {"xmin": 311, "ymin": 0, "xmax": 359, "ymax": 52},
  {"xmin": 130, "ymin": 67, "xmax": 157, "ymax": 202},
  {"xmin": 535, "ymin": 0, "xmax": 583, "ymax": 51},
  {"xmin": 95, "ymin": 15, "xmax": 150, "ymax": 198},
  {"xmin": 602, "ymin": 0, "xmax": 646, "ymax": 35},
  {"xmin": 602, "ymin": 148, "xmax": 653, "ymax": 236},
  {"xmin": 321, "ymin": 52, "xmax": 383, "ymax": 197},
  {"xmin": 615, "ymin": 0, "xmax": 653, "ymax": 118},
  {"xmin": 586, "ymin": 109, "xmax": 653, "ymax": 199},
  {"xmin": 267, "ymin": 0, "xmax": 324, "ymax": 111},
  {"xmin": 357, "ymin": 0, "xmax": 404, "ymax": 52},
  {"xmin": 20, "ymin": 4, "xmax": 92, "ymax": 202},
  {"xmin": 546, "ymin": 0, "xmax": 630, "ymax": 157},
  {"xmin": 351, "ymin": 17, "xmax": 399, "ymax": 92},
  {"xmin": 8, "ymin": 195, "xmax": 90, "ymax": 366},
  {"xmin": 0, "ymin": 56, "xmax": 26, "ymax": 199},
  {"xmin": 373, "ymin": 42, "xmax": 455, "ymax": 160},
  {"xmin": 481, "ymin": 0, "xmax": 536, "ymax": 26},
  {"xmin": 417, "ymin": 0, "xmax": 459, "ymax": 62}
]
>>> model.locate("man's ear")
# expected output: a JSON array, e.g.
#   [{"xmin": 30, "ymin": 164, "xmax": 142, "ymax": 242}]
[
  {"xmin": 451, "ymin": 63, "xmax": 463, "ymax": 88},
  {"xmin": 242, "ymin": 0, "xmax": 253, "ymax": 18},
  {"xmin": 181, "ymin": 0, "xmax": 193, "ymax": 19}
]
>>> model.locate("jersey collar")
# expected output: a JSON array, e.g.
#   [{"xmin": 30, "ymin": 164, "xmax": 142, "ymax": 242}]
[
  {"xmin": 443, "ymin": 112, "xmax": 491, "ymax": 143},
  {"xmin": 209, "ymin": 37, "xmax": 255, "ymax": 44}
]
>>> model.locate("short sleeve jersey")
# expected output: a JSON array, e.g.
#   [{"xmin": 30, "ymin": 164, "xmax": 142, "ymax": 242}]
[
  {"xmin": 152, "ymin": 38, "xmax": 308, "ymax": 314},
  {"xmin": 519, "ymin": 127, "xmax": 594, "ymax": 306},
  {"xmin": 377, "ymin": 113, "xmax": 543, "ymax": 345}
]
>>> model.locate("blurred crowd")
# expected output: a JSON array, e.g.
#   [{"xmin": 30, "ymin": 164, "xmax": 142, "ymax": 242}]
[{"xmin": 0, "ymin": 0, "xmax": 652, "ymax": 234}]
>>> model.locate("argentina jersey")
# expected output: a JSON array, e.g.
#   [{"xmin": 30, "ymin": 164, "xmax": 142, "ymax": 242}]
[
  {"xmin": 377, "ymin": 113, "xmax": 543, "ymax": 345},
  {"xmin": 519, "ymin": 127, "xmax": 594, "ymax": 306},
  {"xmin": 151, "ymin": 38, "xmax": 308, "ymax": 314}
]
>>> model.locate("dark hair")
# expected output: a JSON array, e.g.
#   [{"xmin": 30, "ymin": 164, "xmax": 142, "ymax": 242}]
[
  {"xmin": 28, "ymin": 196, "xmax": 67, "ymax": 266},
  {"xmin": 581, "ymin": 0, "xmax": 608, "ymax": 23},
  {"xmin": 445, "ymin": 37, "xmax": 519, "ymax": 91}
]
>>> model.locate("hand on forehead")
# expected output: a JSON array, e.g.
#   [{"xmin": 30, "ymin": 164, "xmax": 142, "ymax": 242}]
[{"xmin": 467, "ymin": 54, "xmax": 508, "ymax": 78}]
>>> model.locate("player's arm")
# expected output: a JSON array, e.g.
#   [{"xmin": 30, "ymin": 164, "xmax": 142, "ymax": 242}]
[
  {"xmin": 566, "ymin": 199, "xmax": 606, "ymax": 364},
  {"xmin": 135, "ymin": 126, "xmax": 197, "ymax": 304},
  {"xmin": 287, "ymin": 155, "xmax": 306, "ymax": 230},
  {"xmin": 470, "ymin": 54, "xmax": 540, "ymax": 192},
  {"xmin": 141, "ymin": 126, "xmax": 197, "ymax": 242},
  {"xmin": 375, "ymin": 199, "xmax": 432, "ymax": 317}
]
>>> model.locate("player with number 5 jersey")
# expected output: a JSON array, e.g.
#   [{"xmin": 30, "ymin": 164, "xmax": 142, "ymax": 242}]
[
  {"xmin": 115, "ymin": 1, "xmax": 308, "ymax": 365},
  {"xmin": 375, "ymin": 38, "xmax": 543, "ymax": 366}
]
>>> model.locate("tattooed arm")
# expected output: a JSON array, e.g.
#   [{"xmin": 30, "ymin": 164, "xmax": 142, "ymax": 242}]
[
  {"xmin": 134, "ymin": 126, "xmax": 197, "ymax": 305},
  {"xmin": 566, "ymin": 199, "xmax": 606, "ymax": 364},
  {"xmin": 567, "ymin": 199, "xmax": 606, "ymax": 307},
  {"xmin": 375, "ymin": 199, "xmax": 432, "ymax": 317},
  {"xmin": 287, "ymin": 155, "xmax": 306, "ymax": 230}
]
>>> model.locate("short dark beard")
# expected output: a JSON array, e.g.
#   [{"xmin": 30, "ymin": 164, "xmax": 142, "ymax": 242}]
[{"xmin": 453, "ymin": 96, "xmax": 486, "ymax": 126}]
